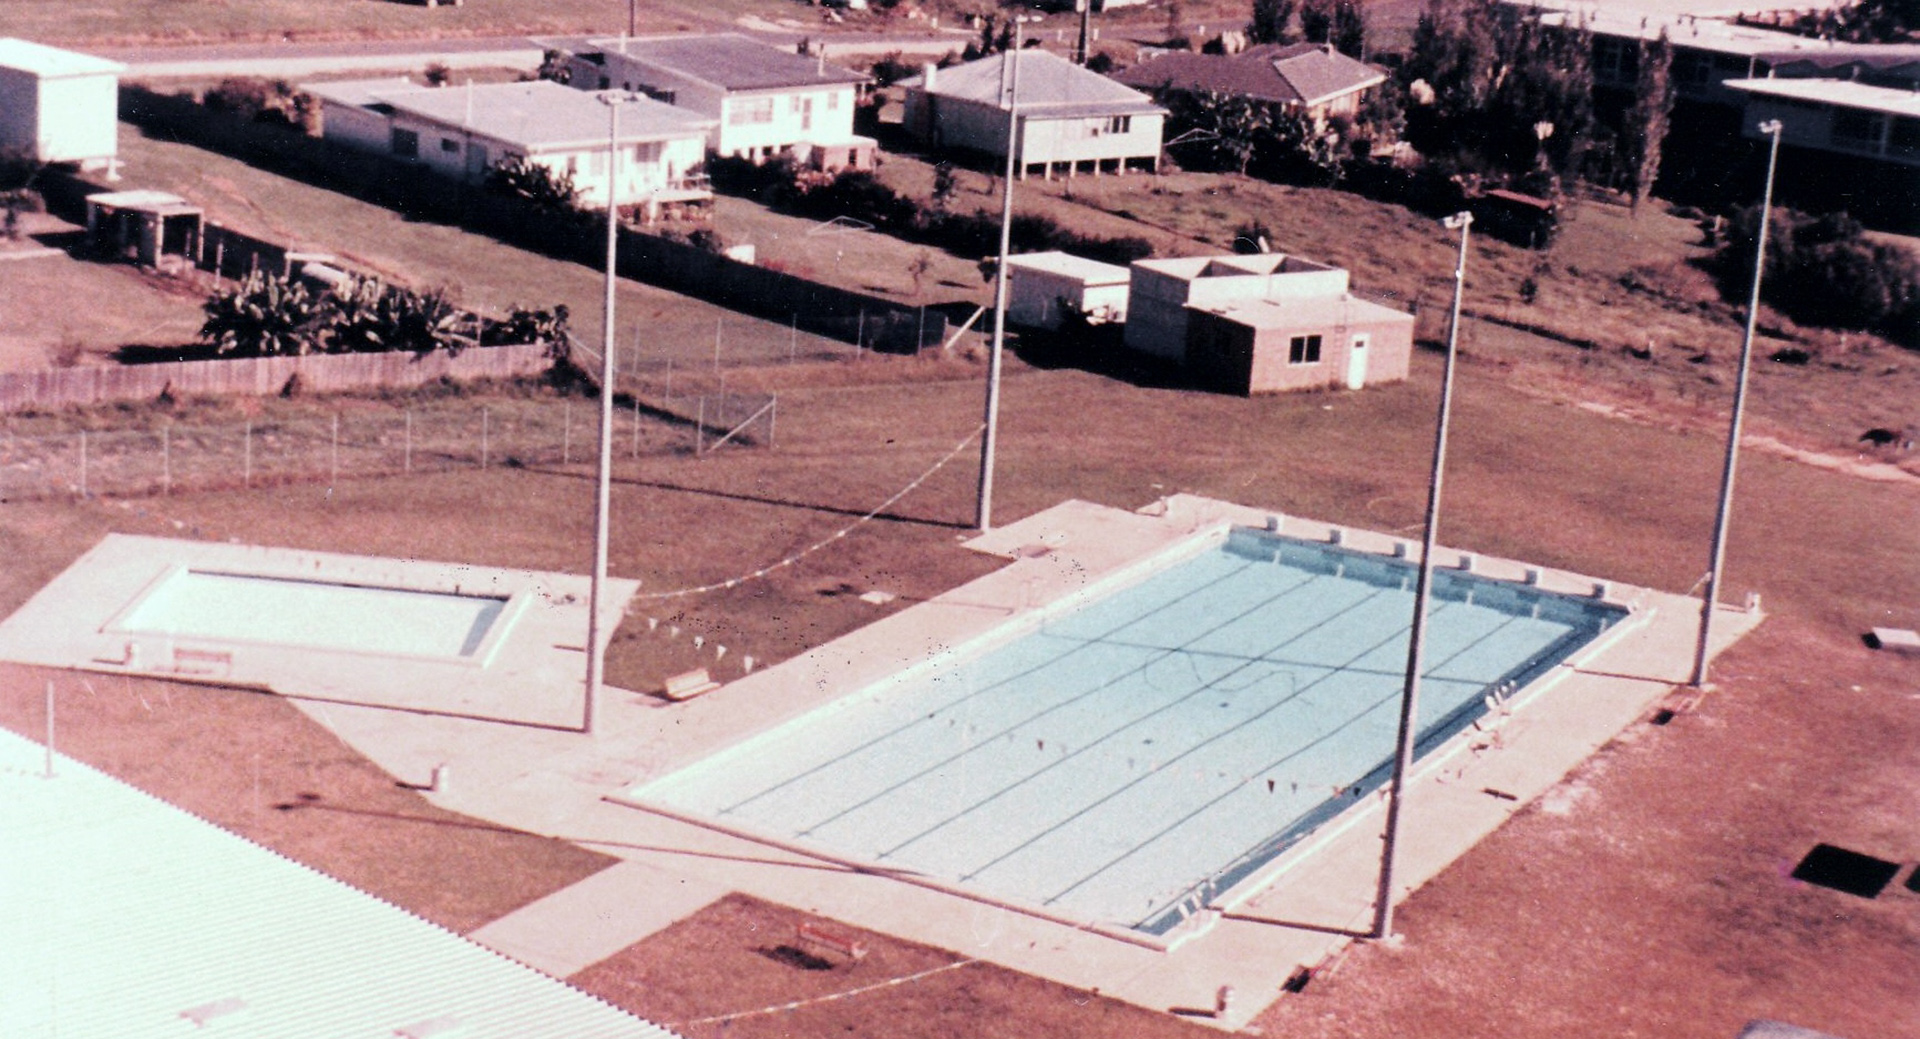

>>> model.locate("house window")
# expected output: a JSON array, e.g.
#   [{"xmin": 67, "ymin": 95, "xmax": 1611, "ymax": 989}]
[
  {"xmin": 729, "ymin": 97, "xmax": 775, "ymax": 125},
  {"xmin": 1672, "ymin": 49, "xmax": 1714, "ymax": 88},
  {"xmin": 392, "ymin": 128, "xmax": 419, "ymax": 158},
  {"xmin": 827, "ymin": 90, "xmax": 840, "ymax": 110},
  {"xmin": 1831, "ymin": 109, "xmax": 1886, "ymax": 152},
  {"xmin": 440, "ymin": 137, "xmax": 460, "ymax": 154},
  {"xmin": 1288, "ymin": 334, "xmax": 1323, "ymax": 365}
]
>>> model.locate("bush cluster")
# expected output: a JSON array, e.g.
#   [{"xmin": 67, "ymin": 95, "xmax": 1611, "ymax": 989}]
[
  {"xmin": 199, "ymin": 271, "xmax": 570, "ymax": 359},
  {"xmin": 1718, "ymin": 206, "xmax": 1920, "ymax": 346},
  {"xmin": 708, "ymin": 156, "xmax": 1155, "ymax": 268}
]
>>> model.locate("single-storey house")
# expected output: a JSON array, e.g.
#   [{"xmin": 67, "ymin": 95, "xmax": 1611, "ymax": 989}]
[
  {"xmin": 302, "ymin": 78, "xmax": 715, "ymax": 213},
  {"xmin": 1006, "ymin": 251, "xmax": 1132, "ymax": 330},
  {"xmin": 0, "ymin": 37, "xmax": 125, "ymax": 173},
  {"xmin": 1112, "ymin": 42, "xmax": 1387, "ymax": 120},
  {"xmin": 543, "ymin": 33, "xmax": 875, "ymax": 168},
  {"xmin": 901, "ymin": 51, "xmax": 1166, "ymax": 178},
  {"xmin": 1125, "ymin": 253, "xmax": 1412, "ymax": 395}
]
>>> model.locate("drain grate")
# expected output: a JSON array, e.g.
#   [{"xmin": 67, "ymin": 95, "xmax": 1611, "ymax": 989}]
[{"xmin": 1790, "ymin": 843, "xmax": 1901, "ymax": 899}]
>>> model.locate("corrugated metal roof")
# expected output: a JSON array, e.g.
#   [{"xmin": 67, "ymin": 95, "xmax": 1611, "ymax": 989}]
[
  {"xmin": 906, "ymin": 51, "xmax": 1163, "ymax": 115},
  {"xmin": 0, "ymin": 728, "xmax": 680, "ymax": 1039},
  {"xmin": 302, "ymin": 78, "xmax": 714, "ymax": 150},
  {"xmin": 588, "ymin": 33, "xmax": 869, "ymax": 91},
  {"xmin": 1113, "ymin": 44, "xmax": 1383, "ymax": 107},
  {"xmin": 0, "ymin": 37, "xmax": 125, "ymax": 78},
  {"xmin": 1727, "ymin": 75, "xmax": 1920, "ymax": 117}
]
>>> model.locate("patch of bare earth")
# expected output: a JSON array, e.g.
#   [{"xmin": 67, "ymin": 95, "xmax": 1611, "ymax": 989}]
[
  {"xmin": 1252, "ymin": 616, "xmax": 1920, "ymax": 1039},
  {"xmin": 569, "ymin": 893, "xmax": 1222, "ymax": 1039},
  {"xmin": 0, "ymin": 663, "xmax": 616, "ymax": 934}
]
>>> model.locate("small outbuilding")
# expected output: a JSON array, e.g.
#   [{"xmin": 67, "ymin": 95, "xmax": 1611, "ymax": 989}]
[
  {"xmin": 1124, "ymin": 252, "xmax": 1413, "ymax": 395},
  {"xmin": 1005, "ymin": 251, "xmax": 1131, "ymax": 330},
  {"xmin": 0, "ymin": 37, "xmax": 125, "ymax": 173},
  {"xmin": 85, "ymin": 189, "xmax": 204, "ymax": 269}
]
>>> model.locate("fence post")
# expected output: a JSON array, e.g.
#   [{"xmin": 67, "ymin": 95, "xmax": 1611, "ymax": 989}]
[
  {"xmin": 481, "ymin": 407, "xmax": 490, "ymax": 469},
  {"xmin": 713, "ymin": 315, "xmax": 722, "ymax": 375},
  {"xmin": 790, "ymin": 312, "xmax": 798, "ymax": 364},
  {"xmin": 768, "ymin": 396, "xmax": 777, "ymax": 448},
  {"xmin": 330, "ymin": 413, "xmax": 339, "ymax": 486},
  {"xmin": 918, "ymin": 305, "xmax": 926, "ymax": 351},
  {"xmin": 631, "ymin": 395, "xmax": 640, "ymax": 459},
  {"xmin": 161, "ymin": 425, "xmax": 171, "ymax": 496},
  {"xmin": 563, "ymin": 399, "xmax": 572, "ymax": 466},
  {"xmin": 856, "ymin": 308, "xmax": 866, "ymax": 358},
  {"xmin": 78, "ymin": 430, "xmax": 87, "ymax": 499},
  {"xmin": 244, "ymin": 419, "xmax": 252, "ymax": 487},
  {"xmin": 404, "ymin": 408, "xmax": 412, "ymax": 474},
  {"xmin": 695, "ymin": 396, "xmax": 704, "ymax": 454}
]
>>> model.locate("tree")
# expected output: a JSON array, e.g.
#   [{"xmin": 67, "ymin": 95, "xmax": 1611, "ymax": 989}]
[
  {"xmin": 423, "ymin": 61, "xmax": 452, "ymax": 87},
  {"xmin": 930, "ymin": 162, "xmax": 959, "ymax": 210},
  {"xmin": 1300, "ymin": 0, "xmax": 1334, "ymax": 44},
  {"xmin": 485, "ymin": 155, "xmax": 582, "ymax": 216},
  {"xmin": 1249, "ymin": 0, "xmax": 1297, "ymax": 45},
  {"xmin": 1622, "ymin": 32, "xmax": 1674, "ymax": 213},
  {"xmin": 1838, "ymin": 0, "xmax": 1920, "ymax": 41},
  {"xmin": 1331, "ymin": 0, "xmax": 1368, "ymax": 58},
  {"xmin": 1162, "ymin": 89, "xmax": 1275, "ymax": 175}
]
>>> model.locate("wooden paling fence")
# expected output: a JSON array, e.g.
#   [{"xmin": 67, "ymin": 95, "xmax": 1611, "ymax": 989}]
[{"xmin": 0, "ymin": 344, "xmax": 552, "ymax": 414}]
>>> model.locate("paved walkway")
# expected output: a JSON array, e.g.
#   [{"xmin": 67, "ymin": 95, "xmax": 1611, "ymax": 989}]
[{"xmin": 286, "ymin": 496, "xmax": 1762, "ymax": 1030}]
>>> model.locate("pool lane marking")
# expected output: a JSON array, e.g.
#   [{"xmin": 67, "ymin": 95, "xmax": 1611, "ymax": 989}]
[
  {"xmin": 1036, "ymin": 610, "xmax": 1537, "ymax": 916},
  {"xmin": 870, "ymin": 581, "xmax": 1407, "ymax": 863},
  {"xmin": 785, "ymin": 567, "xmax": 1355, "ymax": 843},
  {"xmin": 947, "ymin": 592, "xmax": 1449, "ymax": 889},
  {"xmin": 712, "ymin": 555, "xmax": 1278, "ymax": 817}
]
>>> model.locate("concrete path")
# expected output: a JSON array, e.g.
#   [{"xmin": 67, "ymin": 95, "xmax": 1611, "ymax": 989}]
[{"xmin": 281, "ymin": 495, "xmax": 1761, "ymax": 1029}]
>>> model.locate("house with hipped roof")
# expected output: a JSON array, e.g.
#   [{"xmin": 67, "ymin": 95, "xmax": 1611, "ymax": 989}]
[
  {"xmin": 543, "ymin": 33, "xmax": 875, "ymax": 169},
  {"xmin": 901, "ymin": 50, "xmax": 1166, "ymax": 178},
  {"xmin": 303, "ymin": 78, "xmax": 715, "ymax": 215},
  {"xmin": 1112, "ymin": 42, "xmax": 1387, "ymax": 121}
]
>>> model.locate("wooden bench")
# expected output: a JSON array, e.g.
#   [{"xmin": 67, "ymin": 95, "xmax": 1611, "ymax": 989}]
[
  {"xmin": 660, "ymin": 667, "xmax": 720, "ymax": 702},
  {"xmin": 795, "ymin": 922, "xmax": 867, "ymax": 964}
]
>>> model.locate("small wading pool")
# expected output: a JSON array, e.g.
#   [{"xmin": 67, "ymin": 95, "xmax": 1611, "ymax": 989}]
[
  {"xmin": 632, "ymin": 528, "xmax": 1627, "ymax": 936},
  {"xmin": 113, "ymin": 569, "xmax": 511, "ymax": 660}
]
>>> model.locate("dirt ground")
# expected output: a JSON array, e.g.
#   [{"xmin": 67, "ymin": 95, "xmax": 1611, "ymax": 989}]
[{"xmin": 0, "ymin": 348, "xmax": 1914, "ymax": 1037}]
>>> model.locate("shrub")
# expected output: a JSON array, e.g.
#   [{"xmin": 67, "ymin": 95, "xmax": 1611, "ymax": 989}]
[{"xmin": 1719, "ymin": 205, "xmax": 1920, "ymax": 345}]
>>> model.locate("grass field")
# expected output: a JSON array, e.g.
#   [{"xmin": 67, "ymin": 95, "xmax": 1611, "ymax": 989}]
[{"xmin": 0, "ymin": 350, "xmax": 1913, "ymax": 1038}]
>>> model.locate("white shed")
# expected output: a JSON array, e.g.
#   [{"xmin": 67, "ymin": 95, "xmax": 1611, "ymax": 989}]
[
  {"xmin": 1006, "ymin": 251, "xmax": 1132, "ymax": 331},
  {"xmin": 0, "ymin": 38, "xmax": 124, "ymax": 171}
]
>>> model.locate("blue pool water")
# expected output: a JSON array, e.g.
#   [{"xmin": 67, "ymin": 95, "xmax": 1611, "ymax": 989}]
[{"xmin": 637, "ymin": 528, "xmax": 1626, "ymax": 935}]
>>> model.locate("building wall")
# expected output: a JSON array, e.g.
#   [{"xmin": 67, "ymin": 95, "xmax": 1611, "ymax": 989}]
[
  {"xmin": 318, "ymin": 101, "xmax": 391, "ymax": 154},
  {"xmin": 1122, "ymin": 265, "xmax": 1197, "ymax": 360},
  {"xmin": 573, "ymin": 52, "xmax": 857, "ymax": 156},
  {"xmin": 907, "ymin": 92, "xmax": 1160, "ymax": 168},
  {"xmin": 1018, "ymin": 111, "xmax": 1164, "ymax": 166},
  {"xmin": 0, "ymin": 68, "xmax": 118, "ymax": 165},
  {"xmin": 356, "ymin": 107, "xmax": 704, "ymax": 207},
  {"xmin": 1186, "ymin": 309, "xmax": 1412, "ymax": 396},
  {"xmin": 1008, "ymin": 268, "xmax": 1129, "ymax": 329},
  {"xmin": 1743, "ymin": 94, "xmax": 1920, "ymax": 169}
]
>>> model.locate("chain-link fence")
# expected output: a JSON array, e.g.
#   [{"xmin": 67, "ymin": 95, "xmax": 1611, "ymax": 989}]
[{"xmin": 0, "ymin": 393, "xmax": 775, "ymax": 502}]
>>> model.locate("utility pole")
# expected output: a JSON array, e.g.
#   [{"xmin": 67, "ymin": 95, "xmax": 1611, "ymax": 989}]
[
  {"xmin": 976, "ymin": 20, "xmax": 1031, "ymax": 532},
  {"xmin": 585, "ymin": 92, "xmax": 636, "ymax": 734},
  {"xmin": 1692, "ymin": 119, "xmax": 1784, "ymax": 688},
  {"xmin": 1374, "ymin": 211, "xmax": 1473, "ymax": 941}
]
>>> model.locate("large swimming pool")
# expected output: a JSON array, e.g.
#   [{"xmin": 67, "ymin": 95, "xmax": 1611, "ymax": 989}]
[{"xmin": 631, "ymin": 528, "xmax": 1626, "ymax": 936}]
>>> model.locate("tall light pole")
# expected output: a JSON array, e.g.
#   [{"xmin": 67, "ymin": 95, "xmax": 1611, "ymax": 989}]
[
  {"xmin": 1692, "ymin": 119, "xmax": 1784, "ymax": 688},
  {"xmin": 1373, "ymin": 210, "xmax": 1473, "ymax": 941},
  {"xmin": 628, "ymin": 0, "xmax": 638, "ymax": 37},
  {"xmin": 976, "ymin": 21, "xmax": 1031, "ymax": 532},
  {"xmin": 585, "ymin": 92, "xmax": 634, "ymax": 735}
]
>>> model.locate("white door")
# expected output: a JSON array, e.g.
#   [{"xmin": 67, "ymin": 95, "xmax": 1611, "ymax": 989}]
[{"xmin": 1346, "ymin": 334, "xmax": 1370, "ymax": 390}]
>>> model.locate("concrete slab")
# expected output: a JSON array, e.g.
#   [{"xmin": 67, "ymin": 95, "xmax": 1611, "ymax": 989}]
[
  {"xmin": 0, "ymin": 535, "xmax": 638, "ymax": 729},
  {"xmin": 242, "ymin": 497, "xmax": 1758, "ymax": 1028}
]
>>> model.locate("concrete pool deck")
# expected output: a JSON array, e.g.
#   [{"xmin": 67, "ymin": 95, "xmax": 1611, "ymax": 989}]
[
  {"xmin": 0, "ymin": 535, "xmax": 639, "ymax": 730},
  {"xmin": 218, "ymin": 495, "xmax": 1764, "ymax": 1029}
]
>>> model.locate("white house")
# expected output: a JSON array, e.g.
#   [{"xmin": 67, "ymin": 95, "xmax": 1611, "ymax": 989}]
[
  {"xmin": 1006, "ymin": 251, "xmax": 1131, "ymax": 330},
  {"xmin": 902, "ymin": 50, "xmax": 1166, "ymax": 178},
  {"xmin": 544, "ymin": 33, "xmax": 874, "ymax": 167},
  {"xmin": 303, "ymin": 78, "xmax": 715, "ymax": 213},
  {"xmin": 0, "ymin": 37, "xmax": 125, "ymax": 172},
  {"xmin": 1725, "ymin": 47, "xmax": 1920, "ymax": 169}
]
